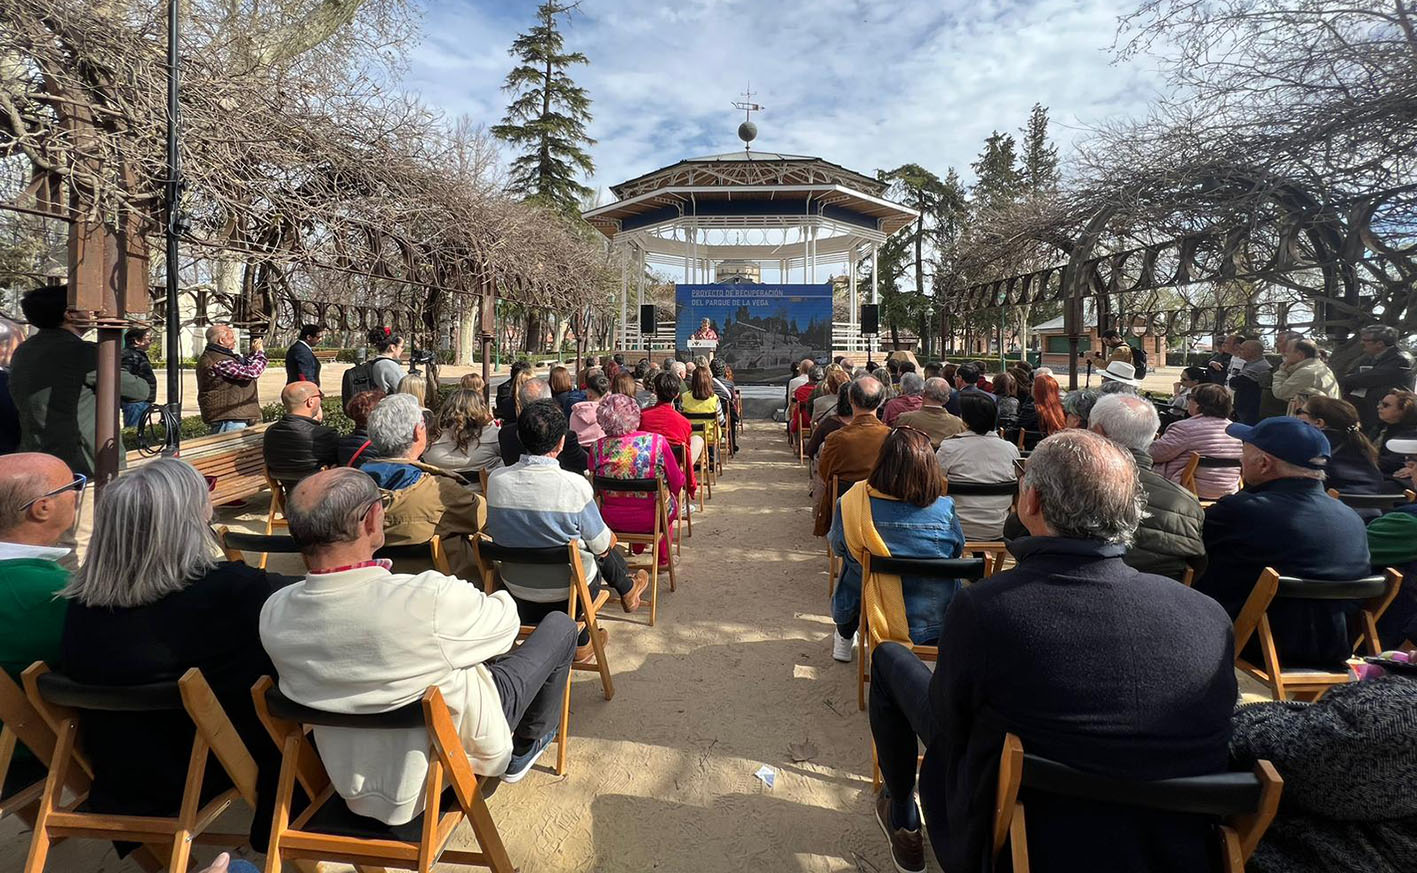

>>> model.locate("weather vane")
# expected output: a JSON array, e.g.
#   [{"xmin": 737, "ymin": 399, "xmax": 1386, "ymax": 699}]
[{"xmin": 732, "ymin": 83, "xmax": 763, "ymax": 153}]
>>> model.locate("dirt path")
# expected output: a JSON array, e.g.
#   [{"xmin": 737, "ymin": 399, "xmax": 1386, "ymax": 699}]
[{"xmin": 0, "ymin": 421, "xmax": 901, "ymax": 873}]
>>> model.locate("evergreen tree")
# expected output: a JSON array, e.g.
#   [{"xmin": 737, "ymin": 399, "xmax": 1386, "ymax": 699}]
[
  {"xmin": 491, "ymin": 2, "xmax": 596, "ymax": 215},
  {"xmin": 970, "ymin": 131, "xmax": 1022, "ymax": 215},
  {"xmin": 1020, "ymin": 103, "xmax": 1060, "ymax": 195}
]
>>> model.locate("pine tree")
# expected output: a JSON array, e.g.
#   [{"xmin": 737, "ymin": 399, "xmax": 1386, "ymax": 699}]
[
  {"xmin": 1020, "ymin": 103, "xmax": 1060, "ymax": 195},
  {"xmin": 491, "ymin": 2, "xmax": 596, "ymax": 215}
]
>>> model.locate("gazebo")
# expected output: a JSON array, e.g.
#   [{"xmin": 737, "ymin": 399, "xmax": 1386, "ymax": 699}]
[{"xmin": 583, "ymin": 145, "xmax": 917, "ymax": 356}]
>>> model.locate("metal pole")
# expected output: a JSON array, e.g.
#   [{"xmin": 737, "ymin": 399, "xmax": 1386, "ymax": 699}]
[
  {"xmin": 164, "ymin": 0, "xmax": 182, "ymax": 453},
  {"xmin": 95, "ymin": 329, "xmax": 121, "ymax": 488}
]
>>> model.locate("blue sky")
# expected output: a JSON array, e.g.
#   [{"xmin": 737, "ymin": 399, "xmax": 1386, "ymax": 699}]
[{"xmin": 402, "ymin": 0, "xmax": 1165, "ymax": 202}]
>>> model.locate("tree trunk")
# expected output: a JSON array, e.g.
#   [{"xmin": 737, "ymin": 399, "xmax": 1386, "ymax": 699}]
[{"xmin": 456, "ymin": 304, "xmax": 477, "ymax": 365}]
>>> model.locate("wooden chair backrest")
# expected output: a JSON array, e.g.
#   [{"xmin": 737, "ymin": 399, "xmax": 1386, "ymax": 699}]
[{"xmin": 473, "ymin": 538, "xmax": 593, "ymax": 621}]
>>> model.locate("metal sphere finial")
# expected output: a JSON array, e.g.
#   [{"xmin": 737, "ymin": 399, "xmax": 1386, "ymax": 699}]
[{"xmin": 738, "ymin": 121, "xmax": 758, "ymax": 144}]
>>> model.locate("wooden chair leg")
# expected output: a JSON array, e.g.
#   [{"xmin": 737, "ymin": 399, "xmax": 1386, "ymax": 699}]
[
  {"xmin": 647, "ymin": 548, "xmax": 659, "ymax": 628},
  {"xmin": 857, "ymin": 609, "xmax": 869, "ymax": 712},
  {"xmin": 464, "ymin": 789, "xmax": 516, "ymax": 873},
  {"xmin": 555, "ymin": 674, "xmax": 571, "ymax": 776},
  {"xmin": 21, "ymin": 719, "xmax": 74, "ymax": 873}
]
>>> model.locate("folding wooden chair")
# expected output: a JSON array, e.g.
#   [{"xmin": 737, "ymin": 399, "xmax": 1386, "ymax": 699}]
[
  {"xmin": 590, "ymin": 475, "xmax": 678, "ymax": 626},
  {"xmin": 670, "ymin": 442, "xmax": 692, "ymax": 551},
  {"xmin": 472, "ymin": 538, "xmax": 615, "ymax": 775},
  {"xmin": 1233, "ymin": 566, "xmax": 1404, "ymax": 701},
  {"xmin": 942, "ymin": 478, "xmax": 1021, "ymax": 529},
  {"xmin": 0, "ymin": 671, "xmax": 89, "ymax": 831},
  {"xmin": 21, "ymin": 664, "xmax": 256, "ymax": 873},
  {"xmin": 991, "ymin": 732, "xmax": 1283, "ymax": 873},
  {"xmin": 1180, "ymin": 452, "xmax": 1244, "ymax": 504},
  {"xmin": 1326, "ymin": 489, "xmax": 1417, "ymax": 512},
  {"xmin": 260, "ymin": 472, "xmax": 298, "ymax": 569},
  {"xmin": 684, "ymin": 412, "xmax": 717, "ymax": 495},
  {"xmin": 252, "ymin": 677, "xmax": 514, "ymax": 873},
  {"xmin": 858, "ymin": 554, "xmax": 989, "ymax": 719},
  {"xmin": 1179, "ymin": 552, "xmax": 1207, "ymax": 588},
  {"xmin": 216, "ymin": 526, "xmax": 452, "ymax": 576}
]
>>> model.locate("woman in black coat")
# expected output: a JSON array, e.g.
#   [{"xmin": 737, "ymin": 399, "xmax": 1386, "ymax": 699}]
[
  {"xmin": 1298, "ymin": 397, "xmax": 1388, "ymax": 496},
  {"xmin": 1371, "ymin": 390, "xmax": 1417, "ymax": 480},
  {"xmin": 59, "ymin": 458, "xmax": 297, "ymax": 851}
]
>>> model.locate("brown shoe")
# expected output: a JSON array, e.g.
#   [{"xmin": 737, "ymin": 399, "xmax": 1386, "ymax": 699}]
[
  {"xmin": 874, "ymin": 789, "xmax": 925, "ymax": 873},
  {"xmin": 574, "ymin": 628, "xmax": 607, "ymax": 664},
  {"xmin": 621, "ymin": 570, "xmax": 650, "ymax": 613}
]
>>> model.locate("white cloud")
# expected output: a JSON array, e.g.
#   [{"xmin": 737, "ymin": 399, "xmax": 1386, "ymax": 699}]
[{"xmin": 401, "ymin": 0, "xmax": 1167, "ymax": 197}]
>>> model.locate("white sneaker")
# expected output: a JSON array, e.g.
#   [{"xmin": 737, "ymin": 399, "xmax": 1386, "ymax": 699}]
[{"xmin": 832, "ymin": 630, "xmax": 858, "ymax": 663}]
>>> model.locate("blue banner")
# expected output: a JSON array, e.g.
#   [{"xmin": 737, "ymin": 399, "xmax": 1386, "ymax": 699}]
[{"xmin": 675, "ymin": 283, "xmax": 833, "ymax": 383}]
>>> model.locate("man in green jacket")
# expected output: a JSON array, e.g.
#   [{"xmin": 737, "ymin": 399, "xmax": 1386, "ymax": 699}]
[
  {"xmin": 7, "ymin": 284, "xmax": 150, "ymax": 478},
  {"xmin": 0, "ymin": 452, "xmax": 79, "ymax": 684}
]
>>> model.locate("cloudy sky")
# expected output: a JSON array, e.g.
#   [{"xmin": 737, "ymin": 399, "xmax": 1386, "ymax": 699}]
[{"xmin": 402, "ymin": 0, "xmax": 1167, "ymax": 200}]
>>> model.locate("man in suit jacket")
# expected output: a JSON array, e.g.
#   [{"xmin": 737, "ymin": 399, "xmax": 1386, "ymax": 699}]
[
  {"xmin": 868, "ymin": 429, "xmax": 1236, "ymax": 873},
  {"xmin": 1195, "ymin": 416, "xmax": 1371, "ymax": 667},
  {"xmin": 814, "ymin": 376, "xmax": 889, "ymax": 536},
  {"xmin": 284, "ymin": 323, "xmax": 325, "ymax": 385},
  {"xmin": 1342, "ymin": 324, "xmax": 1416, "ymax": 432}
]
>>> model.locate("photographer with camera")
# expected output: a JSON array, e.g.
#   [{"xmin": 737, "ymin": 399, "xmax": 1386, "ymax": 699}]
[{"xmin": 341, "ymin": 327, "xmax": 407, "ymax": 407}]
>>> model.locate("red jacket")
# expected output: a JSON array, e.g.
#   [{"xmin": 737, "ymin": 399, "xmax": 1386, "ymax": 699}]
[{"xmin": 640, "ymin": 402, "xmax": 697, "ymax": 495}]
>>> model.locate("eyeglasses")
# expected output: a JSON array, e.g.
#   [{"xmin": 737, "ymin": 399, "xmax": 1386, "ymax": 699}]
[
  {"xmin": 356, "ymin": 492, "xmax": 394, "ymax": 523},
  {"xmin": 20, "ymin": 473, "xmax": 87, "ymax": 511}
]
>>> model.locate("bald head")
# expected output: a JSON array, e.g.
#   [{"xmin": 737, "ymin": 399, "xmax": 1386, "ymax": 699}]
[
  {"xmin": 287, "ymin": 468, "xmax": 383, "ymax": 558},
  {"xmin": 0, "ymin": 453, "xmax": 76, "ymax": 545},
  {"xmin": 849, "ymin": 375, "xmax": 885, "ymax": 413},
  {"xmin": 281, "ymin": 380, "xmax": 324, "ymax": 419}
]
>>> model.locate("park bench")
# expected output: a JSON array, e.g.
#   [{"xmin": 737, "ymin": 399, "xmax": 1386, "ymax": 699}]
[
  {"xmin": 311, "ymin": 348, "xmax": 340, "ymax": 362},
  {"xmin": 124, "ymin": 424, "xmax": 272, "ymax": 505}
]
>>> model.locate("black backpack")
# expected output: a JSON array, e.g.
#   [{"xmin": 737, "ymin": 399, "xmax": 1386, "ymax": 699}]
[{"xmin": 341, "ymin": 360, "xmax": 377, "ymax": 409}]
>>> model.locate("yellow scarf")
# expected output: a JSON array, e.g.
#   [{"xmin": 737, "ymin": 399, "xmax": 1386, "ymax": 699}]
[{"xmin": 841, "ymin": 481, "xmax": 911, "ymax": 646}]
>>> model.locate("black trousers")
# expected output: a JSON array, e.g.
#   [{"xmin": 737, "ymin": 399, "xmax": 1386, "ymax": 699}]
[
  {"xmin": 486, "ymin": 611, "xmax": 577, "ymax": 756},
  {"xmin": 869, "ymin": 642, "xmax": 940, "ymax": 808}
]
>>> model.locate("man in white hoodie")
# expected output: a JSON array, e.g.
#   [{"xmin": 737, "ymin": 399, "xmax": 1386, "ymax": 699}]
[{"xmin": 258, "ymin": 467, "xmax": 576, "ymax": 825}]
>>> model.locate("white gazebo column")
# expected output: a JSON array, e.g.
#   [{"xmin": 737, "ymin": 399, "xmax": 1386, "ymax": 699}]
[
  {"xmin": 870, "ymin": 242, "xmax": 880, "ymax": 359},
  {"xmin": 849, "ymin": 247, "xmax": 858, "ymax": 346},
  {"xmin": 619, "ymin": 250, "xmax": 629, "ymax": 352}
]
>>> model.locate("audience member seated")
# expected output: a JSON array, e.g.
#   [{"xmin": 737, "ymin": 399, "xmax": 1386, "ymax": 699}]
[
  {"xmin": 458, "ymin": 372, "xmax": 485, "ymax": 394},
  {"xmin": 944, "ymin": 363, "xmax": 986, "ymax": 415},
  {"xmin": 1032, "ymin": 372, "xmax": 1066, "ymax": 435},
  {"xmin": 362, "ymin": 393, "xmax": 485, "ymax": 576},
  {"xmin": 1229, "ymin": 671, "xmax": 1417, "ymax": 873},
  {"xmin": 827, "ymin": 428, "xmax": 964, "ymax": 663},
  {"xmin": 791, "ymin": 366, "xmax": 822, "ymax": 435},
  {"xmin": 1149, "ymin": 383, "xmax": 1244, "ymax": 498},
  {"xmin": 0, "ymin": 453, "xmax": 76, "ymax": 683},
  {"xmin": 494, "ymin": 359, "xmax": 532, "ymax": 421},
  {"xmin": 485, "ymin": 401, "xmax": 649, "ymax": 660},
  {"xmin": 395, "ymin": 372, "xmax": 433, "ymax": 411},
  {"xmin": 640, "ymin": 372, "xmax": 702, "ymax": 495},
  {"xmin": 815, "ymin": 377, "xmax": 890, "ymax": 537},
  {"xmin": 868, "ymin": 430, "xmax": 1236, "ymax": 873},
  {"xmin": 896, "ymin": 378, "xmax": 964, "ymax": 448},
  {"xmin": 807, "ymin": 384, "xmax": 853, "ymax": 465},
  {"xmin": 499, "ymin": 377, "xmax": 589, "ymax": 473},
  {"xmin": 260, "ymin": 468, "xmax": 576, "ymax": 819},
  {"xmin": 337, "ymin": 389, "xmax": 385, "ymax": 467},
  {"xmin": 680, "ymin": 365, "xmax": 724, "ymax": 456},
  {"xmin": 1061, "ymin": 386, "xmax": 1099, "ymax": 429},
  {"xmin": 872, "ymin": 367, "xmax": 897, "ymax": 402},
  {"xmin": 1372, "ymin": 389, "xmax": 1417, "ymax": 479},
  {"xmin": 881, "ymin": 373, "xmax": 925, "ymax": 426},
  {"xmin": 1195, "ymin": 417, "xmax": 1372, "ymax": 667},
  {"xmin": 1007, "ymin": 366, "xmax": 1039, "ymax": 431},
  {"xmin": 812, "ymin": 366, "xmax": 852, "ymax": 423},
  {"xmin": 787, "ymin": 358, "xmax": 814, "ymax": 396},
  {"xmin": 262, "ymin": 381, "xmax": 339, "ymax": 486},
  {"xmin": 549, "ymin": 366, "xmax": 585, "ymax": 420},
  {"xmin": 590, "ymin": 394, "xmax": 685, "ymax": 569},
  {"xmin": 934, "ymin": 392, "xmax": 1019, "ymax": 541},
  {"xmin": 1097, "ymin": 360, "xmax": 1143, "ymax": 395},
  {"xmin": 1230, "ymin": 340, "xmax": 1273, "ymax": 425},
  {"xmin": 60, "ymin": 458, "xmax": 295, "ymax": 849},
  {"xmin": 1296, "ymin": 397, "xmax": 1387, "ymax": 497},
  {"xmin": 423, "ymin": 388, "xmax": 503, "ymax": 485},
  {"xmin": 1084, "ymin": 394, "xmax": 1206, "ymax": 580},
  {"xmin": 1368, "ymin": 477, "xmax": 1417, "ymax": 645},
  {"xmin": 1169, "ymin": 365, "xmax": 1208, "ymax": 412},
  {"xmin": 570, "ymin": 372, "xmax": 611, "ymax": 448},
  {"xmin": 990, "ymin": 372, "xmax": 1019, "ymax": 427}
]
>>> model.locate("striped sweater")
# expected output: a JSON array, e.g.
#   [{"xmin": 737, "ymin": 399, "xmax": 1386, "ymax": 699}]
[{"xmin": 483, "ymin": 454, "xmax": 612, "ymax": 602}]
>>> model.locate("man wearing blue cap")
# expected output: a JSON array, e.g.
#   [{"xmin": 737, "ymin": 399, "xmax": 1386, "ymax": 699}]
[{"xmin": 1195, "ymin": 416, "xmax": 1372, "ymax": 667}]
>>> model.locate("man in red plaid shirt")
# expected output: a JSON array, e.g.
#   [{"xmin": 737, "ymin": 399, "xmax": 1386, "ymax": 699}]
[{"xmin": 196, "ymin": 323, "xmax": 268, "ymax": 434}]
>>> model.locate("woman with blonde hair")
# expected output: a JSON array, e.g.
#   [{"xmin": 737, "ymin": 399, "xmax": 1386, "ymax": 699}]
[
  {"xmin": 423, "ymin": 388, "xmax": 503, "ymax": 485},
  {"xmin": 59, "ymin": 458, "xmax": 293, "ymax": 849}
]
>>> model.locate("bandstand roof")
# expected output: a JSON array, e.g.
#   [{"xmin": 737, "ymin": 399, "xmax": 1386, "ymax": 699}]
[{"xmin": 584, "ymin": 151, "xmax": 918, "ymax": 247}]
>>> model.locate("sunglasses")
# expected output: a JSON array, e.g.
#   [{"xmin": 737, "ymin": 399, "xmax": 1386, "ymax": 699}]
[{"xmin": 21, "ymin": 473, "xmax": 87, "ymax": 511}]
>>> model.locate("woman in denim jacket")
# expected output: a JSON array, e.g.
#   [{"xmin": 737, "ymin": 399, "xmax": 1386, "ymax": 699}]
[{"xmin": 827, "ymin": 427, "xmax": 965, "ymax": 662}]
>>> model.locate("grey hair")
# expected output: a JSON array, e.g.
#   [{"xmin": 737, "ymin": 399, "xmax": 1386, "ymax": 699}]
[
  {"xmin": 900, "ymin": 372, "xmax": 925, "ymax": 396},
  {"xmin": 287, "ymin": 468, "xmax": 381, "ymax": 552},
  {"xmin": 368, "ymin": 392, "xmax": 424, "ymax": 457},
  {"xmin": 1099, "ymin": 379, "xmax": 1138, "ymax": 395},
  {"xmin": 518, "ymin": 377, "xmax": 550, "ymax": 408},
  {"xmin": 849, "ymin": 375, "xmax": 885, "ymax": 411},
  {"xmin": 1271, "ymin": 455, "xmax": 1327, "ymax": 481},
  {"xmin": 1090, "ymin": 393, "xmax": 1160, "ymax": 452},
  {"xmin": 204, "ymin": 322, "xmax": 228, "ymax": 343},
  {"xmin": 1022, "ymin": 430, "xmax": 1147, "ymax": 545},
  {"xmin": 809, "ymin": 365, "xmax": 825, "ymax": 381},
  {"xmin": 1360, "ymin": 324, "xmax": 1399, "ymax": 345},
  {"xmin": 1062, "ymin": 388, "xmax": 1099, "ymax": 425},
  {"xmin": 671, "ymin": 362, "xmax": 686, "ymax": 378},
  {"xmin": 693, "ymin": 355, "xmax": 709, "ymax": 368},
  {"xmin": 852, "ymin": 367, "xmax": 870, "ymax": 379},
  {"xmin": 922, "ymin": 377, "xmax": 952, "ymax": 404},
  {"xmin": 62, "ymin": 458, "xmax": 217, "ymax": 608},
  {"xmin": 0, "ymin": 471, "xmax": 48, "ymax": 534}
]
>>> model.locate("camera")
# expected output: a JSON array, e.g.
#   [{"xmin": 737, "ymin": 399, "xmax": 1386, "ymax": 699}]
[{"xmin": 407, "ymin": 348, "xmax": 435, "ymax": 375}]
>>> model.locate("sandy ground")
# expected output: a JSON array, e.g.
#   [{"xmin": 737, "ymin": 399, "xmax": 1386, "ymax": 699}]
[{"xmin": 0, "ymin": 422, "xmax": 912, "ymax": 873}]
